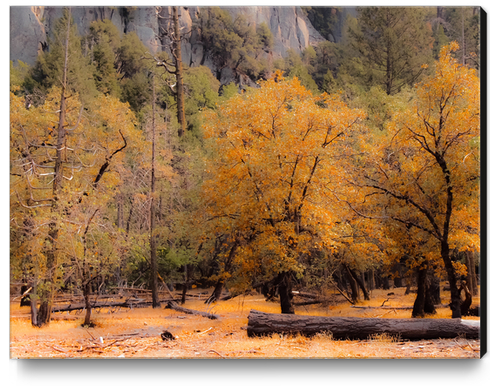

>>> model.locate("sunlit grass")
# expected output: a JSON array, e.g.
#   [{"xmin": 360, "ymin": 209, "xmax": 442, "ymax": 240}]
[{"xmin": 10, "ymin": 285, "xmax": 480, "ymax": 358}]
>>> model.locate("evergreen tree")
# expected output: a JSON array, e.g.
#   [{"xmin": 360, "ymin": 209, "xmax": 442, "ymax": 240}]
[
  {"xmin": 27, "ymin": 8, "xmax": 97, "ymax": 104},
  {"xmin": 348, "ymin": 7, "xmax": 434, "ymax": 95}
]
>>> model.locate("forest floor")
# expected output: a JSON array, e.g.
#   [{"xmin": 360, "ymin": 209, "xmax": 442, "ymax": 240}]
[{"xmin": 10, "ymin": 286, "xmax": 480, "ymax": 359}]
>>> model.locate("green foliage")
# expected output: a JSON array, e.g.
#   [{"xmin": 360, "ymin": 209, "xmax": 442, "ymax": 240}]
[
  {"xmin": 348, "ymin": 7, "xmax": 434, "ymax": 95},
  {"xmin": 27, "ymin": 8, "xmax": 97, "ymax": 103},
  {"xmin": 199, "ymin": 7, "xmax": 273, "ymax": 81},
  {"xmin": 303, "ymin": 7, "xmax": 342, "ymax": 42},
  {"xmin": 86, "ymin": 19, "xmax": 122, "ymax": 96},
  {"xmin": 219, "ymin": 82, "xmax": 240, "ymax": 100},
  {"xmin": 281, "ymin": 49, "xmax": 318, "ymax": 93},
  {"xmin": 10, "ymin": 60, "xmax": 30, "ymax": 92},
  {"xmin": 184, "ymin": 66, "xmax": 220, "ymax": 132}
]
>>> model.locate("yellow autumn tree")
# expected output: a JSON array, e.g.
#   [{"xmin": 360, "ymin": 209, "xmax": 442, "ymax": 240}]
[
  {"xmin": 201, "ymin": 73, "xmax": 366, "ymax": 313},
  {"xmin": 342, "ymin": 43, "xmax": 480, "ymax": 318},
  {"xmin": 10, "ymin": 87, "xmax": 142, "ymax": 326}
]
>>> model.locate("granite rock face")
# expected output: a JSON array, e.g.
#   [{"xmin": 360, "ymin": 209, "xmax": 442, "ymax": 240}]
[{"xmin": 10, "ymin": 6, "xmax": 325, "ymax": 84}]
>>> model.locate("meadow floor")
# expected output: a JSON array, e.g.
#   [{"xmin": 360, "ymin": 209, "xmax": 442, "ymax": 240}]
[{"xmin": 10, "ymin": 287, "xmax": 480, "ymax": 359}]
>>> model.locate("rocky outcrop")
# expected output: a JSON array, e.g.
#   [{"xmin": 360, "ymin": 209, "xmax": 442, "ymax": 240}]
[{"xmin": 11, "ymin": 6, "xmax": 323, "ymax": 62}]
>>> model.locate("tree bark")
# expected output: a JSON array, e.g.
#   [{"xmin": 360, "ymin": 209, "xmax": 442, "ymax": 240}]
[
  {"xmin": 33, "ymin": 8, "xmax": 72, "ymax": 327},
  {"xmin": 347, "ymin": 266, "xmax": 370, "ymax": 301},
  {"xmin": 247, "ymin": 310, "xmax": 480, "ymax": 340},
  {"xmin": 149, "ymin": 74, "xmax": 160, "ymax": 309},
  {"xmin": 412, "ymin": 265, "xmax": 427, "ymax": 318},
  {"xmin": 343, "ymin": 264, "xmax": 359, "ymax": 304},
  {"xmin": 172, "ymin": 6, "xmax": 186, "ymax": 137},
  {"xmin": 277, "ymin": 271, "xmax": 295, "ymax": 314},
  {"xmin": 82, "ymin": 283, "xmax": 92, "ymax": 326},
  {"xmin": 425, "ymin": 269, "xmax": 440, "ymax": 309},
  {"xmin": 466, "ymin": 250, "xmax": 478, "ymax": 295}
]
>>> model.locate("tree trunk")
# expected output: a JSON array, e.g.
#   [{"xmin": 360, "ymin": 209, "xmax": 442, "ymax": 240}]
[
  {"xmin": 343, "ymin": 264, "xmax": 359, "ymax": 304},
  {"xmin": 393, "ymin": 262, "xmax": 403, "ymax": 287},
  {"xmin": 205, "ymin": 278, "xmax": 224, "ymax": 304},
  {"xmin": 82, "ymin": 283, "xmax": 92, "ymax": 326},
  {"xmin": 426, "ymin": 269, "xmax": 440, "ymax": 307},
  {"xmin": 460, "ymin": 281, "xmax": 473, "ymax": 316},
  {"xmin": 205, "ymin": 241, "xmax": 237, "ymax": 304},
  {"xmin": 277, "ymin": 271, "xmax": 294, "ymax": 314},
  {"xmin": 149, "ymin": 74, "xmax": 160, "ymax": 309},
  {"xmin": 33, "ymin": 8, "xmax": 73, "ymax": 328},
  {"xmin": 367, "ymin": 269, "xmax": 375, "ymax": 291},
  {"xmin": 441, "ymin": 241, "xmax": 461, "ymax": 318},
  {"xmin": 412, "ymin": 265, "xmax": 427, "ymax": 318},
  {"xmin": 172, "ymin": 6, "xmax": 186, "ymax": 137},
  {"xmin": 466, "ymin": 250, "xmax": 478, "ymax": 295},
  {"xmin": 347, "ymin": 266, "xmax": 370, "ymax": 301},
  {"xmin": 247, "ymin": 310, "xmax": 480, "ymax": 339}
]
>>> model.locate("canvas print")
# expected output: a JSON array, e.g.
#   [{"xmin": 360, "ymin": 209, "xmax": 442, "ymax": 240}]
[{"xmin": 10, "ymin": 6, "xmax": 482, "ymax": 359}]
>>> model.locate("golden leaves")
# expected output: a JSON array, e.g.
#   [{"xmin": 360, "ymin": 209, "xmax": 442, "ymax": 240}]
[{"xmin": 202, "ymin": 75, "xmax": 366, "ymax": 276}]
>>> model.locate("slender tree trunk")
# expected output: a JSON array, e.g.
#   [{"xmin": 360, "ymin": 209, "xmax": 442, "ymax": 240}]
[
  {"xmin": 466, "ymin": 250, "xmax": 478, "ymax": 295},
  {"xmin": 116, "ymin": 193, "xmax": 124, "ymax": 229},
  {"xmin": 172, "ymin": 6, "xmax": 186, "ymax": 137},
  {"xmin": 83, "ymin": 282, "xmax": 92, "ymax": 326},
  {"xmin": 181, "ymin": 265, "xmax": 188, "ymax": 304},
  {"xmin": 393, "ymin": 262, "xmax": 403, "ymax": 287},
  {"xmin": 150, "ymin": 74, "xmax": 160, "ymax": 309}
]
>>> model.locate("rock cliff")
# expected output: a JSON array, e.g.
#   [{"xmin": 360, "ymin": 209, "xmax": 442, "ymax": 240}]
[{"xmin": 10, "ymin": 6, "xmax": 325, "ymax": 81}]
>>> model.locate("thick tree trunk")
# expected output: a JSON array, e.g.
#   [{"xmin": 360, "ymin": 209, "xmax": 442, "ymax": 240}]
[
  {"xmin": 247, "ymin": 310, "xmax": 480, "ymax": 340},
  {"xmin": 412, "ymin": 266, "xmax": 427, "ymax": 318},
  {"xmin": 441, "ymin": 241, "xmax": 461, "ymax": 318},
  {"xmin": 425, "ymin": 269, "xmax": 440, "ymax": 307},
  {"xmin": 277, "ymin": 271, "xmax": 294, "ymax": 314}
]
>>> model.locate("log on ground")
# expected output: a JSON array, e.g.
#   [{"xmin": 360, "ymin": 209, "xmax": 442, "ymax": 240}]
[
  {"xmin": 165, "ymin": 301, "xmax": 219, "ymax": 320},
  {"xmin": 51, "ymin": 299, "xmax": 175, "ymax": 312},
  {"xmin": 247, "ymin": 310, "xmax": 480, "ymax": 340}
]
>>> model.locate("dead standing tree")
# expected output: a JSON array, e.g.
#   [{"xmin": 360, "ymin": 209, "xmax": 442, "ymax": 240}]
[{"xmin": 151, "ymin": 6, "xmax": 187, "ymax": 137}]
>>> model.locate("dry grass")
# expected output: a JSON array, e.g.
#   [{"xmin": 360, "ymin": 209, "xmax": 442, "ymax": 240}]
[{"xmin": 10, "ymin": 287, "xmax": 480, "ymax": 359}]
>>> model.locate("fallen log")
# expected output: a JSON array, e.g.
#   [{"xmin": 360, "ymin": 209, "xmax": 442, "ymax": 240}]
[
  {"xmin": 292, "ymin": 299, "xmax": 327, "ymax": 306},
  {"xmin": 165, "ymin": 301, "xmax": 219, "ymax": 320},
  {"xmin": 247, "ymin": 310, "xmax": 480, "ymax": 340},
  {"xmin": 51, "ymin": 298, "xmax": 176, "ymax": 312},
  {"xmin": 351, "ymin": 304, "xmax": 450, "ymax": 310}
]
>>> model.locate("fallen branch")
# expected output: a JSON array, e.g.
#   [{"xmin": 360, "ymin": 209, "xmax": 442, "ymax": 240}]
[
  {"xmin": 209, "ymin": 349, "xmax": 225, "ymax": 358},
  {"xmin": 165, "ymin": 301, "xmax": 219, "ymax": 320}
]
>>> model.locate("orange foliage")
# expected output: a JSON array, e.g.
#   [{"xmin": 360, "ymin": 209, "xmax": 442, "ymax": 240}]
[{"xmin": 201, "ymin": 72, "xmax": 366, "ymax": 283}]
